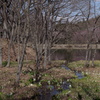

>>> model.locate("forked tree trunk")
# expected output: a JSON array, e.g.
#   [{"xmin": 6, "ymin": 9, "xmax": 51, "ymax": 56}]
[{"xmin": 16, "ymin": 0, "xmax": 30, "ymax": 85}]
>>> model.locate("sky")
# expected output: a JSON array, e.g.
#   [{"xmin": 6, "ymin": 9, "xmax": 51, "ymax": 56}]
[
  {"xmin": 95, "ymin": 1, "xmax": 100, "ymax": 15},
  {"xmin": 56, "ymin": 0, "xmax": 100, "ymax": 22},
  {"xmin": 95, "ymin": 0, "xmax": 100, "ymax": 1},
  {"xmin": 95, "ymin": 0, "xmax": 100, "ymax": 7}
]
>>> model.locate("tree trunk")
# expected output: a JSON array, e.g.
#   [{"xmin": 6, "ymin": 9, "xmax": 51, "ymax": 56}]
[
  {"xmin": 35, "ymin": 57, "xmax": 40, "ymax": 82},
  {"xmin": 3, "ymin": 2, "xmax": 8, "ymax": 39},
  {"xmin": 91, "ymin": 44, "xmax": 97, "ymax": 67},
  {"xmin": 0, "ymin": 44, "xmax": 2, "ymax": 67},
  {"xmin": 16, "ymin": 38, "xmax": 27, "ymax": 85},
  {"xmin": 6, "ymin": 23, "xmax": 14, "ymax": 67},
  {"xmin": 12, "ymin": 44, "xmax": 17, "ymax": 61},
  {"xmin": 88, "ymin": 49, "xmax": 91, "ymax": 67},
  {"xmin": 48, "ymin": 42, "xmax": 51, "ymax": 62},
  {"xmin": 85, "ymin": 48, "xmax": 89, "ymax": 67},
  {"xmin": 43, "ymin": 40, "xmax": 48, "ymax": 69},
  {"xmin": 17, "ymin": 26, "xmax": 21, "ymax": 64},
  {"xmin": 6, "ymin": 41, "xmax": 11, "ymax": 67},
  {"xmin": 48, "ymin": 48, "xmax": 51, "ymax": 63},
  {"xmin": 85, "ymin": 44, "xmax": 91, "ymax": 67}
]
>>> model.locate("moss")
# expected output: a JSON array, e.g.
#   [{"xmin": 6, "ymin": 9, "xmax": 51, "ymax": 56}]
[
  {"xmin": 68, "ymin": 60, "xmax": 100, "ymax": 70},
  {"xmin": 50, "ymin": 78, "xmax": 60, "ymax": 85},
  {"xmin": 4, "ymin": 60, "xmax": 35, "ymax": 67},
  {"xmin": 0, "ymin": 92, "xmax": 5, "ymax": 100},
  {"xmin": 42, "ymin": 73, "xmax": 50, "ymax": 77},
  {"xmin": 59, "ymin": 90, "xmax": 71, "ymax": 96},
  {"xmin": 69, "ymin": 77, "xmax": 100, "ymax": 100},
  {"xmin": 68, "ymin": 60, "xmax": 85, "ymax": 69},
  {"xmin": 94, "ymin": 60, "xmax": 100, "ymax": 67},
  {"xmin": 42, "ymin": 67, "xmax": 75, "ymax": 81},
  {"xmin": 2, "ymin": 61, "xmax": 8, "ymax": 67},
  {"xmin": 52, "ymin": 95, "xmax": 60, "ymax": 100},
  {"xmin": 0, "ymin": 92, "xmax": 14, "ymax": 100}
]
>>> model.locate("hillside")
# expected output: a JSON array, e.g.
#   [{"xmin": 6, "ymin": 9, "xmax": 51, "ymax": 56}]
[{"xmin": 1, "ymin": 39, "xmax": 35, "ymax": 62}]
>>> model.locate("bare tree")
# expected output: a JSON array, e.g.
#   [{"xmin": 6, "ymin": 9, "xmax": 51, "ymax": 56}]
[
  {"xmin": 70, "ymin": 0, "xmax": 100, "ymax": 67},
  {"xmin": 16, "ymin": 0, "xmax": 31, "ymax": 85},
  {"xmin": 30, "ymin": 0, "xmax": 72, "ymax": 81}
]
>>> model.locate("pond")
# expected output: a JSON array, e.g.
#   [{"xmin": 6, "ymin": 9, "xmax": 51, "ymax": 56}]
[{"xmin": 51, "ymin": 49, "xmax": 100, "ymax": 61}]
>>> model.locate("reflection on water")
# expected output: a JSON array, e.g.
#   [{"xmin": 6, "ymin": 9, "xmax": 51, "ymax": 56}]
[
  {"xmin": 38, "ymin": 65, "xmax": 84, "ymax": 100},
  {"xmin": 61, "ymin": 65, "xmax": 70, "ymax": 70},
  {"xmin": 52, "ymin": 49, "xmax": 100, "ymax": 61},
  {"xmin": 38, "ymin": 81, "xmax": 71, "ymax": 100},
  {"xmin": 75, "ymin": 71, "xmax": 84, "ymax": 79},
  {"xmin": 61, "ymin": 65, "xmax": 84, "ymax": 79}
]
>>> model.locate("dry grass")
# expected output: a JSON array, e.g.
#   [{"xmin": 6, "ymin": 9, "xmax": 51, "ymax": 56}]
[
  {"xmin": 45, "ymin": 67, "xmax": 75, "ymax": 79},
  {"xmin": 0, "ymin": 66, "xmax": 38, "ymax": 100}
]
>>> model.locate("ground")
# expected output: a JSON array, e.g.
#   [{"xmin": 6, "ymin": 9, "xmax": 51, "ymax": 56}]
[
  {"xmin": 2, "ymin": 39, "xmax": 35, "ymax": 62},
  {"xmin": 0, "ymin": 61, "xmax": 75, "ymax": 100},
  {"xmin": 58, "ymin": 60, "xmax": 100, "ymax": 100},
  {"xmin": 0, "ymin": 60, "xmax": 100, "ymax": 100},
  {"xmin": 0, "ymin": 39, "xmax": 100, "ymax": 100}
]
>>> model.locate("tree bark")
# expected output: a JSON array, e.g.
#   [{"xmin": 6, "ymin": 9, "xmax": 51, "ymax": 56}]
[
  {"xmin": 43, "ymin": 40, "xmax": 48, "ymax": 69},
  {"xmin": 16, "ymin": 38, "xmax": 27, "ymax": 85},
  {"xmin": 0, "ymin": 41, "xmax": 2, "ymax": 67},
  {"xmin": 6, "ymin": 23, "xmax": 14, "ymax": 67},
  {"xmin": 91, "ymin": 44, "xmax": 97, "ymax": 67},
  {"xmin": 85, "ymin": 44, "xmax": 90, "ymax": 67},
  {"xmin": 35, "ymin": 56, "xmax": 40, "ymax": 82}
]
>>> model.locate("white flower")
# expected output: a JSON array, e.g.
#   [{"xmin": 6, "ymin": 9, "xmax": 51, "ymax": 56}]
[
  {"xmin": 69, "ymin": 84, "xmax": 71, "ymax": 88},
  {"xmin": 33, "ymin": 78, "xmax": 36, "ymax": 81},
  {"xmin": 30, "ymin": 84, "xmax": 34, "ymax": 86}
]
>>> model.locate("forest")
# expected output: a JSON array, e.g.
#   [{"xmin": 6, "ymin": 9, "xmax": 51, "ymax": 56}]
[{"xmin": 0, "ymin": 0, "xmax": 100, "ymax": 100}]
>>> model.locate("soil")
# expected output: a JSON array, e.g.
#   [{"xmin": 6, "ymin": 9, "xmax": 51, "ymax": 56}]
[
  {"xmin": 0, "ymin": 39, "xmax": 100, "ymax": 100},
  {"xmin": 2, "ymin": 39, "xmax": 35, "ymax": 61},
  {"xmin": 0, "ymin": 64, "xmax": 100, "ymax": 100},
  {"xmin": 0, "ymin": 66, "xmax": 38, "ymax": 100},
  {"xmin": 0, "ymin": 63, "xmax": 76, "ymax": 100}
]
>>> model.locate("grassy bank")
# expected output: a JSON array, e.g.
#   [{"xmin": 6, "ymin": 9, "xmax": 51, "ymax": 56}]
[
  {"xmin": 54, "ymin": 60, "xmax": 100, "ymax": 100},
  {"xmin": 0, "ymin": 60, "xmax": 100, "ymax": 100}
]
